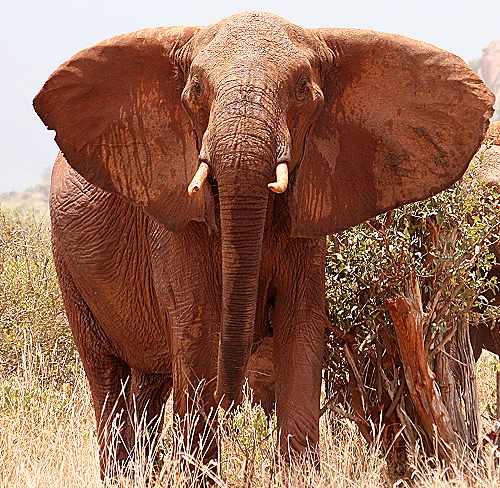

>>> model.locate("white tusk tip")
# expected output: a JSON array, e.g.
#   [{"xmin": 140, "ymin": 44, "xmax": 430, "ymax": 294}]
[
  {"xmin": 268, "ymin": 182, "xmax": 286, "ymax": 194},
  {"xmin": 187, "ymin": 162, "xmax": 209, "ymax": 196}
]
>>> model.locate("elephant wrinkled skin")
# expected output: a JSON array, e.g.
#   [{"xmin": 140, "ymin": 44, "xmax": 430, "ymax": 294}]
[{"xmin": 34, "ymin": 12, "xmax": 494, "ymax": 475}]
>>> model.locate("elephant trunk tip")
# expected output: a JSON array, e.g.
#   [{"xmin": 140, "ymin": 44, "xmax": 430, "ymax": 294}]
[{"xmin": 214, "ymin": 387, "xmax": 242, "ymax": 411}]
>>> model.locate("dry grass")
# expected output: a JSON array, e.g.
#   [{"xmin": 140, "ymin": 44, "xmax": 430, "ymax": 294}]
[
  {"xmin": 1, "ymin": 344, "xmax": 500, "ymax": 487},
  {"xmin": 1, "ymin": 208, "xmax": 500, "ymax": 487},
  {"xmin": 0, "ymin": 342, "xmax": 388, "ymax": 487}
]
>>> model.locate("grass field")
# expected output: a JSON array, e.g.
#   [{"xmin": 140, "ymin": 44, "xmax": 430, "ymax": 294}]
[{"xmin": 1, "ymin": 208, "xmax": 499, "ymax": 487}]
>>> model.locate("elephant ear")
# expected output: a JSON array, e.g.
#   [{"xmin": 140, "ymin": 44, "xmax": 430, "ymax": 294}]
[
  {"xmin": 34, "ymin": 27, "xmax": 209, "ymax": 230},
  {"xmin": 288, "ymin": 28, "xmax": 494, "ymax": 237}
]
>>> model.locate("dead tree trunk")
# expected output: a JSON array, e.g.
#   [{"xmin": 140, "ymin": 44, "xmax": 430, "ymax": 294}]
[
  {"xmin": 386, "ymin": 272, "xmax": 455, "ymax": 460},
  {"xmin": 323, "ymin": 270, "xmax": 483, "ymax": 469},
  {"xmin": 450, "ymin": 315, "xmax": 481, "ymax": 452}
]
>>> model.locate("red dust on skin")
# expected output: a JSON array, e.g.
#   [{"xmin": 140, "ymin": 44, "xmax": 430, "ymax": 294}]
[{"xmin": 33, "ymin": 11, "xmax": 494, "ymax": 477}]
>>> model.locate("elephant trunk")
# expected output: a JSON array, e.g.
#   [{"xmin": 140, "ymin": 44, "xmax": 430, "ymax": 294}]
[
  {"xmin": 216, "ymin": 174, "xmax": 269, "ymax": 408},
  {"xmin": 207, "ymin": 77, "xmax": 284, "ymax": 407}
]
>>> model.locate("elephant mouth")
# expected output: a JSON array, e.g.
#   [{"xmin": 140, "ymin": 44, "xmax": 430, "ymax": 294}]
[{"xmin": 208, "ymin": 173, "xmax": 219, "ymax": 199}]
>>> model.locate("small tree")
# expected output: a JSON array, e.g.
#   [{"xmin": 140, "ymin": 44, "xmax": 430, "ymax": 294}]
[{"xmin": 323, "ymin": 145, "xmax": 499, "ymax": 470}]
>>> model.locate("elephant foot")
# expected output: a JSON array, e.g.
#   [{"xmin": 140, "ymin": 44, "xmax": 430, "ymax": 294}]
[
  {"xmin": 247, "ymin": 337, "xmax": 276, "ymax": 415},
  {"xmin": 278, "ymin": 434, "xmax": 320, "ymax": 469}
]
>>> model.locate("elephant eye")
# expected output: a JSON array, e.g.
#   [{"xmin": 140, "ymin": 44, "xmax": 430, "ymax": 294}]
[
  {"xmin": 190, "ymin": 77, "xmax": 202, "ymax": 97},
  {"xmin": 295, "ymin": 76, "xmax": 310, "ymax": 101}
]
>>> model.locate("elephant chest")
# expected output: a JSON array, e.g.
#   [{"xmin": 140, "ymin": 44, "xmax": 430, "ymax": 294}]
[
  {"xmin": 148, "ymin": 220, "xmax": 325, "ymax": 344},
  {"xmin": 52, "ymin": 161, "xmax": 326, "ymax": 372}
]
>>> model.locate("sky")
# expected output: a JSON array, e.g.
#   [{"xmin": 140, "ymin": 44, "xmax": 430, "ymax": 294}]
[{"xmin": 1, "ymin": 0, "xmax": 499, "ymax": 192}]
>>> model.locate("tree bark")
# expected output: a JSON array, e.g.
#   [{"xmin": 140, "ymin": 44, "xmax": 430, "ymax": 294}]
[{"xmin": 386, "ymin": 272, "xmax": 455, "ymax": 460}]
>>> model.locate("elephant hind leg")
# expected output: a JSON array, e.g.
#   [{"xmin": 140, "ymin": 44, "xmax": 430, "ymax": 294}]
[
  {"xmin": 62, "ymin": 295, "xmax": 132, "ymax": 476},
  {"xmin": 61, "ymin": 300, "xmax": 171, "ymax": 478},
  {"xmin": 52, "ymin": 252, "xmax": 132, "ymax": 477},
  {"xmin": 86, "ymin": 355, "xmax": 132, "ymax": 478}
]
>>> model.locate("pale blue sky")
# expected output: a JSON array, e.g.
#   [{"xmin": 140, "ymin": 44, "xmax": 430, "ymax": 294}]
[{"xmin": 1, "ymin": 0, "xmax": 499, "ymax": 192}]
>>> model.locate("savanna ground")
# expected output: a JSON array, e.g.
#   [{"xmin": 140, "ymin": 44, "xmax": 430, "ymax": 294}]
[{"xmin": 0, "ymin": 202, "xmax": 499, "ymax": 487}]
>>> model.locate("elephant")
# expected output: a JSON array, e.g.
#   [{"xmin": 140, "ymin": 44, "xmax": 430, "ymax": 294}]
[
  {"xmin": 33, "ymin": 12, "xmax": 494, "ymax": 476},
  {"xmin": 469, "ymin": 121, "xmax": 500, "ymax": 360}
]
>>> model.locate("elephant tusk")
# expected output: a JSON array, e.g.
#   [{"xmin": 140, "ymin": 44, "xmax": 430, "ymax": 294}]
[
  {"xmin": 267, "ymin": 162, "xmax": 288, "ymax": 193},
  {"xmin": 188, "ymin": 162, "xmax": 209, "ymax": 196}
]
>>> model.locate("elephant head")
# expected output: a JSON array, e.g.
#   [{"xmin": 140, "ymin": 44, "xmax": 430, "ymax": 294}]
[{"xmin": 33, "ymin": 12, "xmax": 494, "ymax": 407}]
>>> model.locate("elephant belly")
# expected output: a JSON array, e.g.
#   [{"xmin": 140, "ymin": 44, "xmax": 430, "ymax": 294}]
[{"xmin": 73, "ymin": 267, "xmax": 170, "ymax": 374}]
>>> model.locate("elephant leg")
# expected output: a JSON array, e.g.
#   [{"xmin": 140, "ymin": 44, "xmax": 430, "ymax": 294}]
[
  {"xmin": 165, "ymin": 225, "xmax": 220, "ymax": 466},
  {"xmin": 125, "ymin": 370, "xmax": 173, "ymax": 464},
  {"xmin": 273, "ymin": 239, "xmax": 326, "ymax": 462},
  {"xmin": 85, "ymin": 355, "xmax": 132, "ymax": 477},
  {"xmin": 247, "ymin": 337, "xmax": 275, "ymax": 415},
  {"xmin": 171, "ymin": 315, "xmax": 220, "ymax": 466},
  {"xmin": 53, "ymin": 252, "xmax": 132, "ymax": 477}
]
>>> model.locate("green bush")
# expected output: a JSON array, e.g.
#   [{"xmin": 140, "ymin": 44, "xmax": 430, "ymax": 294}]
[
  {"xmin": 323, "ymin": 156, "xmax": 499, "ymax": 451},
  {"xmin": 0, "ymin": 208, "xmax": 76, "ymax": 383},
  {"xmin": 326, "ymin": 165, "xmax": 498, "ymax": 339}
]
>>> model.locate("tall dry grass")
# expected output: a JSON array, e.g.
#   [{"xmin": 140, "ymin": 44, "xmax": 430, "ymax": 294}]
[
  {"xmin": 1, "ymin": 208, "xmax": 500, "ymax": 487},
  {"xmin": 0, "ymin": 338, "xmax": 388, "ymax": 487},
  {"xmin": 1, "ymin": 342, "xmax": 499, "ymax": 487}
]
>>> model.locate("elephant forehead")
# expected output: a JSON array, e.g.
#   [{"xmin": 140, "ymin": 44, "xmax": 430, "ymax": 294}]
[
  {"xmin": 193, "ymin": 13, "xmax": 312, "ymax": 73},
  {"xmin": 214, "ymin": 11, "xmax": 291, "ymax": 43}
]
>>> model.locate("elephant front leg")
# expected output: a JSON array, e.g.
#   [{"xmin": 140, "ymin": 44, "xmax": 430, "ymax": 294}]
[
  {"xmin": 273, "ymin": 240, "xmax": 327, "ymax": 462},
  {"xmin": 274, "ymin": 311, "xmax": 324, "ymax": 460},
  {"xmin": 171, "ymin": 316, "xmax": 220, "ymax": 464},
  {"xmin": 163, "ymin": 226, "xmax": 221, "ymax": 467}
]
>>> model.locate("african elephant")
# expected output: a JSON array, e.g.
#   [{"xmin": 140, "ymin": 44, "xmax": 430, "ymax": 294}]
[
  {"xmin": 469, "ymin": 121, "xmax": 500, "ymax": 360},
  {"xmin": 33, "ymin": 12, "xmax": 493, "ymax": 475}
]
